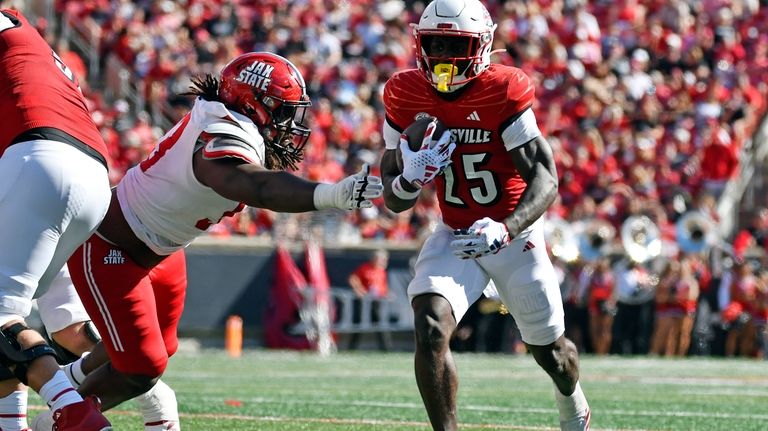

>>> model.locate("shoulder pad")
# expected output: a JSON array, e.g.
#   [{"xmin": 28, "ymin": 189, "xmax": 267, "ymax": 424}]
[
  {"xmin": 203, "ymin": 120, "xmax": 259, "ymax": 145},
  {"xmin": 200, "ymin": 122, "xmax": 264, "ymax": 165}
]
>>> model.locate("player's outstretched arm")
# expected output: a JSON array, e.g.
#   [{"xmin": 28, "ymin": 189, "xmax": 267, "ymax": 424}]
[
  {"xmin": 194, "ymin": 151, "xmax": 382, "ymax": 212},
  {"xmin": 504, "ymin": 135, "xmax": 559, "ymax": 237},
  {"xmin": 381, "ymin": 149, "xmax": 419, "ymax": 213}
]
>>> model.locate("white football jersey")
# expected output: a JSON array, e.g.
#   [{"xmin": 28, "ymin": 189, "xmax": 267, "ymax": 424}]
[{"xmin": 117, "ymin": 98, "xmax": 266, "ymax": 255}]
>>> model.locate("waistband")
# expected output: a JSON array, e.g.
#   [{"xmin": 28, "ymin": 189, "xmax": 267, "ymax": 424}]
[{"xmin": 10, "ymin": 127, "xmax": 108, "ymax": 169}]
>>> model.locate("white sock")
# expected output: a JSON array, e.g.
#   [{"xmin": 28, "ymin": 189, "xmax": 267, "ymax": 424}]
[
  {"xmin": 136, "ymin": 380, "xmax": 180, "ymax": 430},
  {"xmin": 0, "ymin": 390, "xmax": 28, "ymax": 430},
  {"xmin": 554, "ymin": 381, "xmax": 589, "ymax": 421},
  {"xmin": 39, "ymin": 371, "xmax": 83, "ymax": 412},
  {"xmin": 62, "ymin": 352, "xmax": 90, "ymax": 388}
]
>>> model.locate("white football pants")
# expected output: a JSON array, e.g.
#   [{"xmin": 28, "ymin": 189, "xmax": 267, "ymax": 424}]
[{"xmin": 0, "ymin": 140, "xmax": 110, "ymax": 325}]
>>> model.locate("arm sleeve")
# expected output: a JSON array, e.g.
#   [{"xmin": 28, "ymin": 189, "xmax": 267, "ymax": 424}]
[
  {"xmin": 383, "ymin": 116, "xmax": 403, "ymax": 150},
  {"xmin": 500, "ymin": 108, "xmax": 542, "ymax": 151}
]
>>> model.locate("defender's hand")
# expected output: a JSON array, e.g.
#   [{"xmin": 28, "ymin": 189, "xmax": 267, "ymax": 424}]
[
  {"xmin": 314, "ymin": 164, "xmax": 383, "ymax": 210},
  {"xmin": 451, "ymin": 217, "xmax": 511, "ymax": 259},
  {"xmin": 399, "ymin": 125, "xmax": 455, "ymax": 188}
]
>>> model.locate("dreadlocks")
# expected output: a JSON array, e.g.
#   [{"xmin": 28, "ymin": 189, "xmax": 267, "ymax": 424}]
[
  {"xmin": 181, "ymin": 74, "xmax": 220, "ymax": 101},
  {"xmin": 180, "ymin": 75, "xmax": 303, "ymax": 171}
]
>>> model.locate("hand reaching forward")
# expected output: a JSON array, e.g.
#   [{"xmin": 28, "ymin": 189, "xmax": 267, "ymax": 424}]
[
  {"xmin": 314, "ymin": 164, "xmax": 384, "ymax": 210},
  {"xmin": 451, "ymin": 217, "xmax": 511, "ymax": 259}
]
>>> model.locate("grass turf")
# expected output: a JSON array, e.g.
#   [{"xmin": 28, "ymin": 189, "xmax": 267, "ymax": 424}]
[{"xmin": 30, "ymin": 350, "xmax": 768, "ymax": 430}]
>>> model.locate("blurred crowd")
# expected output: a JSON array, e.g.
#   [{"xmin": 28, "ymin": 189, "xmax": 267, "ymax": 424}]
[{"xmin": 30, "ymin": 0, "xmax": 768, "ymax": 356}]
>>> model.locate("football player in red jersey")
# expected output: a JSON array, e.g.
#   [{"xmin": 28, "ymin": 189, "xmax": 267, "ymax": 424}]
[
  {"xmin": 0, "ymin": 8, "xmax": 112, "ymax": 431},
  {"xmin": 379, "ymin": 1, "xmax": 590, "ymax": 430},
  {"xmin": 27, "ymin": 51, "xmax": 383, "ymax": 427}
]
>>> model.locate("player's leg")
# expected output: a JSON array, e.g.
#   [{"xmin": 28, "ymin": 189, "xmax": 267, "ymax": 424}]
[
  {"xmin": 0, "ymin": 379, "xmax": 29, "ymax": 430},
  {"xmin": 67, "ymin": 236, "xmax": 172, "ymax": 410},
  {"xmin": 409, "ymin": 226, "xmax": 490, "ymax": 431},
  {"xmin": 0, "ymin": 266, "xmax": 97, "ymax": 431},
  {"xmin": 0, "ymin": 141, "xmax": 110, "ymax": 430},
  {"xmin": 140, "ymin": 251, "xmax": 186, "ymax": 430},
  {"xmin": 483, "ymin": 219, "xmax": 589, "ymax": 431},
  {"xmin": 31, "ymin": 262, "xmax": 180, "ymax": 431}
]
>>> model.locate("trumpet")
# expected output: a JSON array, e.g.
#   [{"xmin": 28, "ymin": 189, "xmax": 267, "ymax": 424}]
[
  {"xmin": 676, "ymin": 211, "xmax": 716, "ymax": 254},
  {"xmin": 621, "ymin": 215, "xmax": 662, "ymax": 263}
]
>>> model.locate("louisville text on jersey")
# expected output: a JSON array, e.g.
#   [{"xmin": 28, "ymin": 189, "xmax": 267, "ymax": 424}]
[{"xmin": 450, "ymin": 128, "xmax": 492, "ymax": 144}]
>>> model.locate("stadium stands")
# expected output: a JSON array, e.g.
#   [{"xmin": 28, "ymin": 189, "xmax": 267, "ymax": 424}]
[{"xmin": 15, "ymin": 0, "xmax": 768, "ymax": 356}]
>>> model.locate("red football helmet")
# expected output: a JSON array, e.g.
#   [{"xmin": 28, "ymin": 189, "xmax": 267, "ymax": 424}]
[{"xmin": 219, "ymin": 52, "xmax": 311, "ymax": 168}]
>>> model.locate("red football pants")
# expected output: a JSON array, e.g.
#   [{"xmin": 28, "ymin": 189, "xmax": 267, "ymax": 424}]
[{"xmin": 68, "ymin": 234, "xmax": 186, "ymax": 377}]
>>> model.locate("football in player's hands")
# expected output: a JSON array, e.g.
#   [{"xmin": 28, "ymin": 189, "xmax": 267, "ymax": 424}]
[{"xmin": 396, "ymin": 116, "xmax": 449, "ymax": 171}]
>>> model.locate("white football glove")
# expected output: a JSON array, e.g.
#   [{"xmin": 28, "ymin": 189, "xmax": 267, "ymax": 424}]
[
  {"xmin": 314, "ymin": 164, "xmax": 384, "ymax": 210},
  {"xmin": 451, "ymin": 217, "xmax": 511, "ymax": 259},
  {"xmin": 399, "ymin": 120, "xmax": 456, "ymax": 188}
]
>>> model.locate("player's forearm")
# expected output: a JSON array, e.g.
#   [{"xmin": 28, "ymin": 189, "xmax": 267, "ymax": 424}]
[
  {"xmin": 381, "ymin": 150, "xmax": 418, "ymax": 212},
  {"xmin": 503, "ymin": 165, "xmax": 558, "ymax": 237},
  {"xmin": 245, "ymin": 171, "xmax": 320, "ymax": 212},
  {"xmin": 384, "ymin": 175, "xmax": 419, "ymax": 213},
  {"xmin": 214, "ymin": 166, "xmax": 318, "ymax": 212}
]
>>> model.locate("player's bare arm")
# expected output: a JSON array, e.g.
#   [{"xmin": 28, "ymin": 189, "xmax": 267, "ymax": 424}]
[
  {"xmin": 504, "ymin": 135, "xmax": 558, "ymax": 237},
  {"xmin": 381, "ymin": 149, "xmax": 419, "ymax": 213},
  {"xmin": 194, "ymin": 151, "xmax": 319, "ymax": 212},
  {"xmin": 194, "ymin": 147, "xmax": 382, "ymax": 212}
]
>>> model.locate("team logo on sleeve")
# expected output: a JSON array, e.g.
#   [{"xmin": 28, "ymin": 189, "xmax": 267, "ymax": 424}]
[
  {"xmin": 236, "ymin": 61, "xmax": 274, "ymax": 91},
  {"xmin": 103, "ymin": 249, "xmax": 126, "ymax": 265}
]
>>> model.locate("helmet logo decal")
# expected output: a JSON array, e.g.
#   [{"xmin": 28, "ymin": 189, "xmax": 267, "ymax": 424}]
[{"xmin": 236, "ymin": 61, "xmax": 275, "ymax": 92}]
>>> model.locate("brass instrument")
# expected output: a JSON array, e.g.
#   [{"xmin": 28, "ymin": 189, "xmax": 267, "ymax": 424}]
[
  {"xmin": 676, "ymin": 211, "xmax": 716, "ymax": 254},
  {"xmin": 620, "ymin": 215, "xmax": 662, "ymax": 263},
  {"xmin": 544, "ymin": 217, "xmax": 580, "ymax": 263},
  {"xmin": 577, "ymin": 219, "xmax": 616, "ymax": 262}
]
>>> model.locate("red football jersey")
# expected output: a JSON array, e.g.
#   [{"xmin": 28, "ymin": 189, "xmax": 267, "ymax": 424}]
[
  {"xmin": 0, "ymin": 9, "xmax": 107, "ymax": 160},
  {"xmin": 384, "ymin": 65, "xmax": 535, "ymax": 229}
]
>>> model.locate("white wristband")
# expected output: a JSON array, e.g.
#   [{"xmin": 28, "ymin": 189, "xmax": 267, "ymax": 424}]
[
  {"xmin": 313, "ymin": 183, "xmax": 336, "ymax": 210},
  {"xmin": 392, "ymin": 175, "xmax": 421, "ymax": 200}
]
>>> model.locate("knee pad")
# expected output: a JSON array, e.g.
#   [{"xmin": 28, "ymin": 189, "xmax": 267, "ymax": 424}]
[
  {"xmin": 46, "ymin": 321, "xmax": 102, "ymax": 365},
  {"xmin": 0, "ymin": 323, "xmax": 58, "ymax": 385}
]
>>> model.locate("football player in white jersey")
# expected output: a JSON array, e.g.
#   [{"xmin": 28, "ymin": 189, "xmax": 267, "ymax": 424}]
[{"xmin": 29, "ymin": 51, "xmax": 383, "ymax": 427}]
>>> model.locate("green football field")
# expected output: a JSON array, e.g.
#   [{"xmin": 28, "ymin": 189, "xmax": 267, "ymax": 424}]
[{"xmin": 29, "ymin": 350, "xmax": 768, "ymax": 430}]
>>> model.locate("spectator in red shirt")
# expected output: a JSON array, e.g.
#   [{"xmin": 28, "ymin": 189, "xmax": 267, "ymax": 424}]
[
  {"xmin": 348, "ymin": 249, "xmax": 391, "ymax": 351},
  {"xmin": 699, "ymin": 124, "xmax": 739, "ymax": 199}
]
